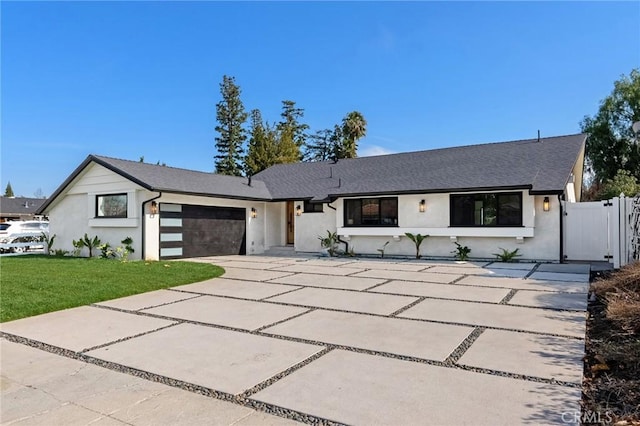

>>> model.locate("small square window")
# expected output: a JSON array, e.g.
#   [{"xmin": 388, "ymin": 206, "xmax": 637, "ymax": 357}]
[
  {"xmin": 303, "ymin": 201, "xmax": 323, "ymax": 213},
  {"xmin": 96, "ymin": 194, "xmax": 128, "ymax": 218}
]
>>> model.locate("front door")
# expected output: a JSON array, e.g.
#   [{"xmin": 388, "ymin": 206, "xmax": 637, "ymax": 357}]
[{"xmin": 286, "ymin": 201, "xmax": 295, "ymax": 244}]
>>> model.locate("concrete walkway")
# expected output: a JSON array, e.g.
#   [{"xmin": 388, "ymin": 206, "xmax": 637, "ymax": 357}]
[{"xmin": 1, "ymin": 256, "xmax": 590, "ymax": 425}]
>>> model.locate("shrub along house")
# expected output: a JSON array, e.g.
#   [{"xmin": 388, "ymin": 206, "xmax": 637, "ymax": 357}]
[{"xmin": 37, "ymin": 133, "xmax": 586, "ymax": 262}]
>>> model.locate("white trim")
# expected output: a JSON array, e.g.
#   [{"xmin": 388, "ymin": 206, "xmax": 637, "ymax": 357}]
[
  {"xmin": 87, "ymin": 190, "xmax": 138, "ymax": 220},
  {"xmin": 89, "ymin": 218, "xmax": 138, "ymax": 228},
  {"xmin": 337, "ymin": 227, "xmax": 534, "ymax": 238}
]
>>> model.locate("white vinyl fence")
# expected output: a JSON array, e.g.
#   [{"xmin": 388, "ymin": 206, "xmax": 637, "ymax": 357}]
[{"xmin": 563, "ymin": 195, "xmax": 640, "ymax": 268}]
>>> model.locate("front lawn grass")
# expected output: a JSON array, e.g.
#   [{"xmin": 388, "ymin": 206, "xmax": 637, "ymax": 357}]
[{"xmin": 0, "ymin": 255, "xmax": 224, "ymax": 322}]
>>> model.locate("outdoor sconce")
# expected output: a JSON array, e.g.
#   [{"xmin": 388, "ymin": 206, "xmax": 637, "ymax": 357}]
[
  {"xmin": 419, "ymin": 199, "xmax": 426, "ymax": 213},
  {"xmin": 150, "ymin": 201, "xmax": 158, "ymax": 216},
  {"xmin": 251, "ymin": 207, "xmax": 257, "ymax": 219},
  {"xmin": 296, "ymin": 205, "xmax": 302, "ymax": 216},
  {"xmin": 543, "ymin": 197, "xmax": 550, "ymax": 212}
]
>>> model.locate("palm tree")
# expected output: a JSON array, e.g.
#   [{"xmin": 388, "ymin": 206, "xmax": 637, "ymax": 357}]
[{"xmin": 341, "ymin": 111, "xmax": 367, "ymax": 158}]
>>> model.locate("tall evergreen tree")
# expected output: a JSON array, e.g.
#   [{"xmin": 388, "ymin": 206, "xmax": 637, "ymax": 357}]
[
  {"xmin": 214, "ymin": 75, "xmax": 248, "ymax": 176},
  {"xmin": 340, "ymin": 111, "xmax": 367, "ymax": 159},
  {"xmin": 4, "ymin": 182, "xmax": 14, "ymax": 197},
  {"xmin": 275, "ymin": 100, "xmax": 308, "ymax": 163},
  {"xmin": 245, "ymin": 109, "xmax": 278, "ymax": 175},
  {"xmin": 304, "ymin": 129, "xmax": 335, "ymax": 162}
]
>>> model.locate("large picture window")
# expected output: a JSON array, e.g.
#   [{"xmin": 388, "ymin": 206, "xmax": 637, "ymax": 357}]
[
  {"xmin": 450, "ymin": 192, "xmax": 522, "ymax": 227},
  {"xmin": 96, "ymin": 193, "xmax": 128, "ymax": 218},
  {"xmin": 344, "ymin": 197, "xmax": 398, "ymax": 227}
]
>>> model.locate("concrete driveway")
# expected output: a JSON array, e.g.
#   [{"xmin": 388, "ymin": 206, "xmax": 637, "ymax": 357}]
[{"xmin": 1, "ymin": 256, "xmax": 590, "ymax": 425}]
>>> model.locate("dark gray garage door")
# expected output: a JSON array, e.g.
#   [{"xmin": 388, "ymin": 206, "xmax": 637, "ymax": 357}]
[{"xmin": 159, "ymin": 203, "xmax": 246, "ymax": 259}]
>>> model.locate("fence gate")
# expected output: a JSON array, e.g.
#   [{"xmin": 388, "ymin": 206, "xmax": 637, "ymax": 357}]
[
  {"xmin": 563, "ymin": 196, "xmax": 640, "ymax": 268},
  {"xmin": 563, "ymin": 200, "xmax": 612, "ymax": 262}
]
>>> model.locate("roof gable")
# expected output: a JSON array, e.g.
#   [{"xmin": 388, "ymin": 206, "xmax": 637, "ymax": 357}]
[{"xmin": 38, "ymin": 155, "xmax": 272, "ymax": 214}]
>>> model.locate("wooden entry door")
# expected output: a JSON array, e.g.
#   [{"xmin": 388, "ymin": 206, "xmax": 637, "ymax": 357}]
[{"xmin": 286, "ymin": 201, "xmax": 295, "ymax": 244}]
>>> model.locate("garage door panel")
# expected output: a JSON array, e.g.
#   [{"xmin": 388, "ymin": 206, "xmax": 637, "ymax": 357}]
[{"xmin": 160, "ymin": 204, "xmax": 246, "ymax": 259}]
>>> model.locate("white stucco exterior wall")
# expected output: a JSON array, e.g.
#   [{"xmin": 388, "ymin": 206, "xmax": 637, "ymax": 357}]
[
  {"xmin": 294, "ymin": 201, "xmax": 338, "ymax": 253},
  {"xmin": 290, "ymin": 191, "xmax": 562, "ymax": 261},
  {"xmin": 46, "ymin": 163, "xmax": 156, "ymax": 259},
  {"xmin": 265, "ymin": 202, "xmax": 286, "ymax": 247}
]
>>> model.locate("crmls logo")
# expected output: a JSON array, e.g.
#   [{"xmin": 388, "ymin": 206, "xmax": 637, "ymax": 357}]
[{"xmin": 561, "ymin": 410, "xmax": 613, "ymax": 424}]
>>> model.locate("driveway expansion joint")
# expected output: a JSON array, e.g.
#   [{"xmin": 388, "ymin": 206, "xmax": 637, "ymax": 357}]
[
  {"xmin": 499, "ymin": 289, "xmax": 519, "ymax": 304},
  {"xmin": 254, "ymin": 309, "xmax": 317, "ymax": 333},
  {"xmin": 388, "ymin": 296, "xmax": 427, "ymax": 317},
  {"xmin": 524, "ymin": 262, "xmax": 542, "ymax": 279},
  {"xmin": 77, "ymin": 320, "xmax": 184, "ymax": 354},
  {"xmin": 361, "ymin": 279, "xmax": 393, "ymax": 291},
  {"xmin": 450, "ymin": 274, "xmax": 469, "ymax": 284},
  {"xmin": 259, "ymin": 286, "xmax": 306, "ymax": 301},
  {"xmin": 444, "ymin": 327, "xmax": 486, "ymax": 365},
  {"xmin": 239, "ymin": 347, "xmax": 334, "ymax": 399}
]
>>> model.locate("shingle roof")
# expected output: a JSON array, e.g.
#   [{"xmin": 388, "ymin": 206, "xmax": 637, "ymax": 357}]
[
  {"xmin": 91, "ymin": 156, "xmax": 272, "ymax": 200},
  {"xmin": 1, "ymin": 197, "xmax": 47, "ymax": 215},
  {"xmin": 38, "ymin": 133, "xmax": 586, "ymax": 213},
  {"xmin": 37, "ymin": 155, "xmax": 272, "ymax": 214},
  {"xmin": 254, "ymin": 133, "xmax": 587, "ymax": 201}
]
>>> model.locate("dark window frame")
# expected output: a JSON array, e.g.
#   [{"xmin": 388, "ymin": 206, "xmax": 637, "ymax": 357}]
[
  {"xmin": 344, "ymin": 197, "xmax": 399, "ymax": 227},
  {"xmin": 303, "ymin": 201, "xmax": 324, "ymax": 213},
  {"xmin": 449, "ymin": 192, "xmax": 523, "ymax": 227},
  {"xmin": 95, "ymin": 193, "xmax": 128, "ymax": 218}
]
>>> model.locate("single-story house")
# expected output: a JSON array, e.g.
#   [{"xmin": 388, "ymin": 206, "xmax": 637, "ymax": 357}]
[
  {"xmin": 1, "ymin": 197, "xmax": 47, "ymax": 222},
  {"xmin": 37, "ymin": 133, "xmax": 586, "ymax": 261}
]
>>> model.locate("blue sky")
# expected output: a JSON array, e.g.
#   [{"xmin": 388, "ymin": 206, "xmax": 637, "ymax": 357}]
[{"xmin": 2, "ymin": 1, "xmax": 639, "ymax": 198}]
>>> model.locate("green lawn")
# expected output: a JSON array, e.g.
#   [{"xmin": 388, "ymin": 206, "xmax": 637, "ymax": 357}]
[{"xmin": 0, "ymin": 255, "xmax": 224, "ymax": 322}]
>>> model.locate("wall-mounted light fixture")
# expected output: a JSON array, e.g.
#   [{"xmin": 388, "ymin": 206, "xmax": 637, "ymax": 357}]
[
  {"xmin": 150, "ymin": 201, "xmax": 158, "ymax": 216},
  {"xmin": 296, "ymin": 205, "xmax": 302, "ymax": 216},
  {"xmin": 250, "ymin": 207, "xmax": 257, "ymax": 218},
  {"xmin": 419, "ymin": 199, "xmax": 426, "ymax": 213},
  {"xmin": 543, "ymin": 197, "xmax": 550, "ymax": 212}
]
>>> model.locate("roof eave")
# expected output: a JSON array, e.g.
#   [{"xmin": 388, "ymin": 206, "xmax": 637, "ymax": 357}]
[
  {"xmin": 152, "ymin": 188, "xmax": 272, "ymax": 202},
  {"xmin": 325, "ymin": 185, "xmax": 534, "ymax": 199}
]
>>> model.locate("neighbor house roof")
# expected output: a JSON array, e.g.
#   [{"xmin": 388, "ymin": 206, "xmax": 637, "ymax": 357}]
[
  {"xmin": 254, "ymin": 133, "xmax": 587, "ymax": 201},
  {"xmin": 1, "ymin": 197, "xmax": 47, "ymax": 215},
  {"xmin": 38, "ymin": 133, "xmax": 586, "ymax": 213}
]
